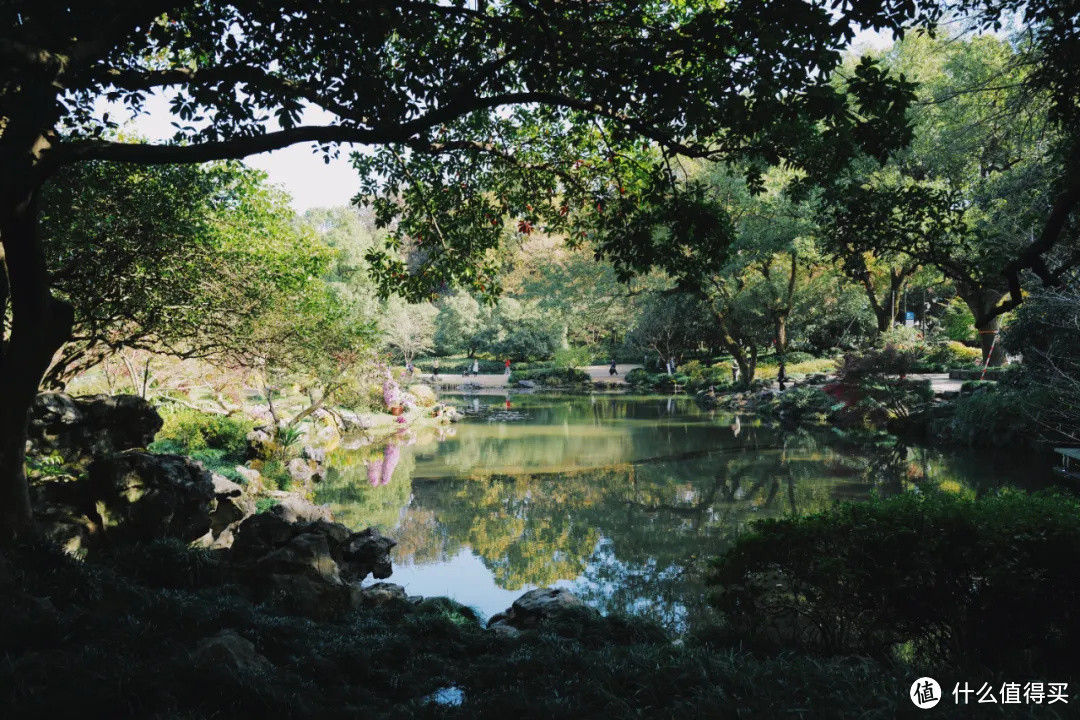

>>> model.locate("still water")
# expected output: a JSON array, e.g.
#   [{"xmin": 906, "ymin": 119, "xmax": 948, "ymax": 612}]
[{"xmin": 316, "ymin": 393, "xmax": 1051, "ymax": 632}]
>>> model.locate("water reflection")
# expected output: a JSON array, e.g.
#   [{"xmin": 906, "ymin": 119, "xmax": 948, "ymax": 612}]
[{"xmin": 316, "ymin": 394, "xmax": 1051, "ymax": 631}]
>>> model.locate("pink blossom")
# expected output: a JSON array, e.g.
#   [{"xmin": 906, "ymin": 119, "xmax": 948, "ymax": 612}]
[
  {"xmin": 367, "ymin": 459, "xmax": 383, "ymax": 487},
  {"xmin": 381, "ymin": 443, "xmax": 401, "ymax": 485}
]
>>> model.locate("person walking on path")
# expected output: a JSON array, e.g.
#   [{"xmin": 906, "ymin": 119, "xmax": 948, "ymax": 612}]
[
  {"xmin": 432, "ymin": 358, "xmax": 440, "ymax": 380},
  {"xmin": 609, "ymin": 360, "xmax": 618, "ymax": 376},
  {"xmin": 504, "ymin": 358, "xmax": 512, "ymax": 376},
  {"xmin": 731, "ymin": 359, "xmax": 739, "ymax": 384},
  {"xmin": 472, "ymin": 359, "xmax": 479, "ymax": 376}
]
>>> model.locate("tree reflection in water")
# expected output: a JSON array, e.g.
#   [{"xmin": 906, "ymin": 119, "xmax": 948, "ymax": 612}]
[{"xmin": 317, "ymin": 395, "xmax": 1050, "ymax": 631}]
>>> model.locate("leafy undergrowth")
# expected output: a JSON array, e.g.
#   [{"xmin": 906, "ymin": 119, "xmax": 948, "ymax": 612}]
[
  {"xmin": 710, "ymin": 491, "xmax": 1080, "ymax": 676},
  {"xmin": 0, "ymin": 537, "xmax": 1065, "ymax": 719}
]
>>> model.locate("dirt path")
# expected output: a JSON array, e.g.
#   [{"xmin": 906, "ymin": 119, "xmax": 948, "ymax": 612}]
[{"xmin": 413, "ymin": 364, "xmax": 642, "ymax": 388}]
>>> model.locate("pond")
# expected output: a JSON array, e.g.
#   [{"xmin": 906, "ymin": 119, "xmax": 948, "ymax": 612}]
[{"xmin": 316, "ymin": 393, "xmax": 1053, "ymax": 633}]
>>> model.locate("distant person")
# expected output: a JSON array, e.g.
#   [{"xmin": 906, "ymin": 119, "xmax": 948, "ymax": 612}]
[
  {"xmin": 609, "ymin": 360, "xmax": 618, "ymax": 376},
  {"xmin": 731, "ymin": 360, "xmax": 739, "ymax": 383},
  {"xmin": 432, "ymin": 358, "xmax": 440, "ymax": 379},
  {"xmin": 472, "ymin": 359, "xmax": 479, "ymax": 376},
  {"xmin": 504, "ymin": 358, "xmax": 512, "ymax": 376},
  {"xmin": 406, "ymin": 360, "xmax": 414, "ymax": 377}
]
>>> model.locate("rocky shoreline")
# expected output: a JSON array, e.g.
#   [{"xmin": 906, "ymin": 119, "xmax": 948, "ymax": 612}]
[{"xmin": 25, "ymin": 391, "xmax": 590, "ymax": 638}]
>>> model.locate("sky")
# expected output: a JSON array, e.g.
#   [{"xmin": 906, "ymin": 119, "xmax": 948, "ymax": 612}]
[{"xmin": 121, "ymin": 29, "xmax": 895, "ymax": 213}]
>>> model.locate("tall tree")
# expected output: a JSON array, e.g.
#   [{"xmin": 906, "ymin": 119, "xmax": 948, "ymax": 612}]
[
  {"xmin": 433, "ymin": 292, "xmax": 484, "ymax": 358},
  {"xmin": 956, "ymin": 0, "xmax": 1080, "ymax": 303},
  {"xmin": 0, "ymin": 0, "xmax": 926, "ymax": 537},
  {"xmin": 382, "ymin": 300, "xmax": 438, "ymax": 366},
  {"xmin": 821, "ymin": 32, "xmax": 1074, "ymax": 363},
  {"xmin": 39, "ymin": 159, "xmax": 335, "ymax": 387}
]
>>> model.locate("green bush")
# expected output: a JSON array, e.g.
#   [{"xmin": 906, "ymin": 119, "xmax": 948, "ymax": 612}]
[
  {"xmin": 513, "ymin": 360, "xmax": 556, "ymax": 371},
  {"xmin": 406, "ymin": 383, "xmax": 438, "ymax": 407},
  {"xmin": 508, "ymin": 367, "xmax": 590, "ymax": 386},
  {"xmin": 449, "ymin": 359, "xmax": 506, "ymax": 374},
  {"xmin": 677, "ymin": 359, "xmax": 707, "ymax": 381},
  {"xmin": 144, "ymin": 439, "xmax": 246, "ymax": 483},
  {"xmin": 938, "ymin": 297, "xmax": 977, "ymax": 342},
  {"xmin": 153, "ymin": 407, "xmax": 253, "ymax": 456},
  {"xmin": 552, "ymin": 346, "xmax": 593, "ymax": 368},
  {"xmin": 259, "ymin": 459, "xmax": 294, "ymax": 491},
  {"xmin": 2, "ymin": 537, "xmax": 954, "ymax": 719},
  {"xmin": 926, "ymin": 340, "xmax": 982, "ymax": 366},
  {"xmin": 775, "ymin": 386, "xmax": 834, "ymax": 420},
  {"xmin": 627, "ymin": 363, "xmax": 737, "ymax": 394},
  {"xmin": 931, "ymin": 385, "xmax": 1041, "ymax": 447},
  {"xmin": 781, "ymin": 351, "xmax": 816, "ymax": 365},
  {"xmin": 709, "ymin": 490, "xmax": 1080, "ymax": 673},
  {"xmin": 878, "ymin": 325, "xmax": 926, "ymax": 353},
  {"xmin": 334, "ymin": 377, "xmax": 386, "ymax": 411}
]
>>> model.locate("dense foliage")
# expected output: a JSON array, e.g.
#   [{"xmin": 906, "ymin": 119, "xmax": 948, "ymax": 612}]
[
  {"xmin": 709, "ymin": 491, "xmax": 1080, "ymax": 673},
  {"xmin": 0, "ymin": 537, "xmax": 976, "ymax": 719}
]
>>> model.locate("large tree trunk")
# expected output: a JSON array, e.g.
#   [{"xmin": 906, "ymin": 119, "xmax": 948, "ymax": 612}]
[
  {"xmin": 959, "ymin": 286, "xmax": 1008, "ymax": 367},
  {"xmin": 0, "ymin": 186, "xmax": 74, "ymax": 540},
  {"xmin": 975, "ymin": 313, "xmax": 1005, "ymax": 367},
  {"xmin": 860, "ymin": 268, "xmax": 907, "ymax": 334},
  {"xmin": 727, "ymin": 341, "xmax": 756, "ymax": 387},
  {"xmin": 774, "ymin": 254, "xmax": 797, "ymax": 390},
  {"xmin": 775, "ymin": 314, "xmax": 789, "ymax": 390},
  {"xmin": 712, "ymin": 312, "xmax": 755, "ymax": 386}
]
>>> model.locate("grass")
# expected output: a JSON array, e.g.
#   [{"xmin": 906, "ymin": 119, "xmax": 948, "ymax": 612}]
[{"xmin": 755, "ymin": 357, "xmax": 836, "ymax": 379}]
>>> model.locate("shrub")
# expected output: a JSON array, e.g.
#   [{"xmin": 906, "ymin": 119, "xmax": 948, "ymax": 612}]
[
  {"xmin": 782, "ymin": 351, "xmax": 816, "ymax": 365},
  {"xmin": 406, "ymin": 384, "xmax": 438, "ymax": 407},
  {"xmin": 830, "ymin": 347, "xmax": 933, "ymax": 426},
  {"xmin": 678, "ymin": 359, "xmax": 707, "ymax": 381},
  {"xmin": 2, "ymin": 538, "xmax": 955, "ymax": 720},
  {"xmin": 260, "ymin": 459, "xmax": 294, "ymax": 491},
  {"xmin": 878, "ymin": 325, "xmax": 926, "ymax": 353},
  {"xmin": 938, "ymin": 297, "xmax": 977, "ymax": 342},
  {"xmin": 508, "ymin": 367, "xmax": 590, "ymax": 386},
  {"xmin": 931, "ymin": 385, "xmax": 1043, "ymax": 447},
  {"xmin": 552, "ymin": 346, "xmax": 593, "ymax": 368},
  {"xmin": 334, "ymin": 377, "xmax": 386, "ymax": 411},
  {"xmin": 449, "ymin": 358, "xmax": 506, "ymax": 374},
  {"xmin": 512, "ymin": 360, "xmax": 556, "ymax": 371},
  {"xmin": 152, "ymin": 407, "xmax": 253, "ymax": 456},
  {"xmin": 709, "ymin": 490, "xmax": 1080, "ymax": 672},
  {"xmin": 926, "ymin": 340, "xmax": 981, "ymax": 367},
  {"xmin": 757, "ymin": 357, "xmax": 836, "ymax": 379},
  {"xmin": 776, "ymin": 386, "xmax": 834, "ymax": 421}
]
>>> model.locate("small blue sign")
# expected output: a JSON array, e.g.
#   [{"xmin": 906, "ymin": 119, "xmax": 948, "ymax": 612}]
[{"xmin": 905, "ymin": 311, "xmax": 915, "ymax": 321}]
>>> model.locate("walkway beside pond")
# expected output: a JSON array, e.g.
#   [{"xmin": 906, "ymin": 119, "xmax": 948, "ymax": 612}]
[
  {"xmin": 419, "ymin": 364, "xmax": 642, "ymax": 388},
  {"xmin": 908, "ymin": 373, "xmax": 968, "ymax": 396}
]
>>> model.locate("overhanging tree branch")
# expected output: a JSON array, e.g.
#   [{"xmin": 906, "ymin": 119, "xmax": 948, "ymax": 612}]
[{"xmin": 1002, "ymin": 141, "xmax": 1080, "ymax": 307}]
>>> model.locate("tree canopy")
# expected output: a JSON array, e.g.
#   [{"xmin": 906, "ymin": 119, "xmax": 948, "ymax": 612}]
[
  {"xmin": 39, "ymin": 159, "xmax": 355, "ymax": 386},
  {"xmin": 2, "ymin": 0, "xmax": 1078, "ymax": 541}
]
